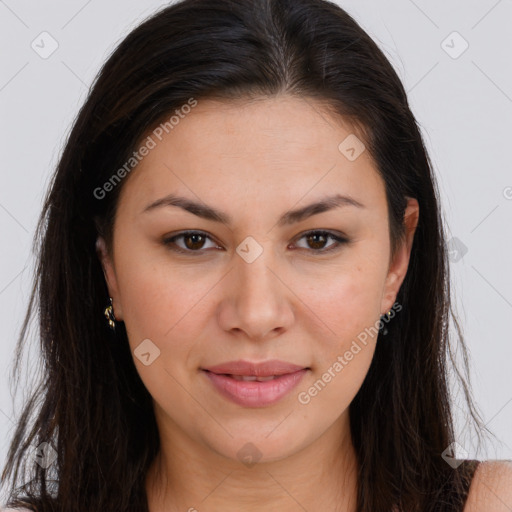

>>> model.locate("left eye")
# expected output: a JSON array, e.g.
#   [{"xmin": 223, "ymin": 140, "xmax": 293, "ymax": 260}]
[
  {"xmin": 162, "ymin": 230, "xmax": 348, "ymax": 254},
  {"xmin": 293, "ymin": 231, "xmax": 348, "ymax": 252}
]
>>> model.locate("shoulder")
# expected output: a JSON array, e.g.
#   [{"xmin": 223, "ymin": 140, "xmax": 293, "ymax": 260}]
[{"xmin": 464, "ymin": 460, "xmax": 512, "ymax": 511}]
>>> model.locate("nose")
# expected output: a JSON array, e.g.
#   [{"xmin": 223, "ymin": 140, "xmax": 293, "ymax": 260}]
[{"xmin": 217, "ymin": 241, "xmax": 295, "ymax": 341}]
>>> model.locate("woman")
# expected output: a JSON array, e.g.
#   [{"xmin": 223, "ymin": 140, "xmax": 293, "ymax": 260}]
[{"xmin": 1, "ymin": 0, "xmax": 511, "ymax": 510}]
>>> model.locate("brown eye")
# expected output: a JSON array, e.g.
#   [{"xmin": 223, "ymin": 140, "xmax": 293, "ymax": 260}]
[
  {"xmin": 163, "ymin": 230, "xmax": 349, "ymax": 255},
  {"xmin": 182, "ymin": 232, "xmax": 206, "ymax": 250},
  {"xmin": 163, "ymin": 231, "xmax": 219, "ymax": 253},
  {"xmin": 305, "ymin": 232, "xmax": 329, "ymax": 250},
  {"xmin": 293, "ymin": 231, "xmax": 348, "ymax": 253}
]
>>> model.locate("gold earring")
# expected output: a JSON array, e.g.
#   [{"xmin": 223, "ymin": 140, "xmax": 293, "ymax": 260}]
[
  {"xmin": 380, "ymin": 310, "xmax": 393, "ymax": 336},
  {"xmin": 104, "ymin": 297, "xmax": 116, "ymax": 330}
]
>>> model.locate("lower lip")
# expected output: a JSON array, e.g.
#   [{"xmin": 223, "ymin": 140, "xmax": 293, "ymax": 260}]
[{"xmin": 202, "ymin": 369, "xmax": 308, "ymax": 407}]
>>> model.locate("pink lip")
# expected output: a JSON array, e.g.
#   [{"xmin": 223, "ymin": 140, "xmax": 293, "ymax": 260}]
[
  {"xmin": 202, "ymin": 368, "xmax": 308, "ymax": 407},
  {"xmin": 201, "ymin": 360, "xmax": 309, "ymax": 407}
]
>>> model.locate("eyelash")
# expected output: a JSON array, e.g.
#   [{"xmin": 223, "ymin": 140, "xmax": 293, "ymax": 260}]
[{"xmin": 162, "ymin": 230, "xmax": 349, "ymax": 255}]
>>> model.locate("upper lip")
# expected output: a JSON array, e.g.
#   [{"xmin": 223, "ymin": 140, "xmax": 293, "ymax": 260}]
[{"xmin": 202, "ymin": 359, "xmax": 308, "ymax": 377}]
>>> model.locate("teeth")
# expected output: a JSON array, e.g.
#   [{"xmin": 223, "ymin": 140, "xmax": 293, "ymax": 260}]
[{"xmin": 230, "ymin": 375, "xmax": 277, "ymax": 382}]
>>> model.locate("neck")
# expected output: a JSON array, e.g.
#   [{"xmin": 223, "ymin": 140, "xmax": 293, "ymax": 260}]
[{"xmin": 146, "ymin": 410, "xmax": 359, "ymax": 512}]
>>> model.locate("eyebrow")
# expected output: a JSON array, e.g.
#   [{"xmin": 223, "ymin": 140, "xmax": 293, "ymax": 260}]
[{"xmin": 142, "ymin": 193, "xmax": 365, "ymax": 227}]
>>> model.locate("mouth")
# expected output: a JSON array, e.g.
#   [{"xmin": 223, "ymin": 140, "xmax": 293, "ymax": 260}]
[
  {"xmin": 201, "ymin": 364, "xmax": 310, "ymax": 407},
  {"xmin": 202, "ymin": 359, "xmax": 309, "ymax": 377}
]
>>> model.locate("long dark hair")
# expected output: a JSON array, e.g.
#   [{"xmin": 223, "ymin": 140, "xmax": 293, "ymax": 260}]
[{"xmin": 1, "ymin": 0, "xmax": 487, "ymax": 510}]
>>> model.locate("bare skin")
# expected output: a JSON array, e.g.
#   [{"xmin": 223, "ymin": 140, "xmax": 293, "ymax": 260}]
[
  {"xmin": 97, "ymin": 95, "xmax": 420, "ymax": 511},
  {"xmin": 464, "ymin": 461, "xmax": 512, "ymax": 511}
]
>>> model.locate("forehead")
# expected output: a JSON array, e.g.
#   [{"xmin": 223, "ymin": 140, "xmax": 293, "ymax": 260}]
[{"xmin": 117, "ymin": 95, "xmax": 386, "ymax": 217}]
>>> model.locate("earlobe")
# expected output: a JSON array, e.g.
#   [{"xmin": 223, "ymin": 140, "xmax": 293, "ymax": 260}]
[
  {"xmin": 95, "ymin": 236, "xmax": 123, "ymax": 320},
  {"xmin": 380, "ymin": 197, "xmax": 420, "ymax": 314}
]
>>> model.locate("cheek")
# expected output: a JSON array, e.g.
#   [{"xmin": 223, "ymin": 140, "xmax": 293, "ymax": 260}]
[
  {"xmin": 292, "ymin": 247, "xmax": 387, "ymax": 395},
  {"xmin": 297, "ymin": 258, "xmax": 385, "ymax": 344},
  {"xmin": 294, "ymin": 270, "xmax": 381, "ymax": 414},
  {"xmin": 114, "ymin": 255, "xmax": 211, "ymax": 411},
  {"xmin": 112, "ymin": 225, "xmax": 206, "ymax": 333},
  {"xmin": 117, "ymin": 259, "xmax": 210, "ymax": 350}
]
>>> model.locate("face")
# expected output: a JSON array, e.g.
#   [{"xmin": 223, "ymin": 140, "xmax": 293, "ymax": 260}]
[{"xmin": 97, "ymin": 95, "xmax": 418, "ymax": 465}]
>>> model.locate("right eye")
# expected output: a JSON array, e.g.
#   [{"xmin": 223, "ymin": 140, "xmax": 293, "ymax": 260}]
[{"xmin": 162, "ymin": 230, "xmax": 221, "ymax": 254}]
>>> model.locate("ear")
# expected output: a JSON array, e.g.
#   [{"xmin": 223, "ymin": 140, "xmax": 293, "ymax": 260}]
[
  {"xmin": 380, "ymin": 197, "xmax": 419, "ymax": 314},
  {"xmin": 96, "ymin": 236, "xmax": 124, "ymax": 320}
]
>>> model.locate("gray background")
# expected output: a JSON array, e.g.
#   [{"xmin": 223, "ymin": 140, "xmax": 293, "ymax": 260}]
[{"xmin": 1, "ymin": 0, "xmax": 511, "ymax": 489}]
